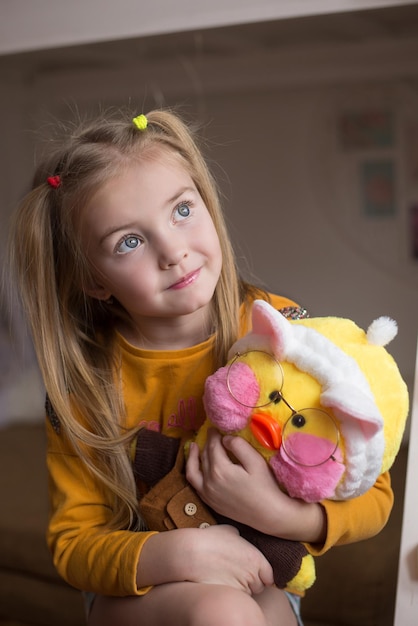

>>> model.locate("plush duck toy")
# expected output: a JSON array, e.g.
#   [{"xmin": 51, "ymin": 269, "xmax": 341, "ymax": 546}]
[
  {"xmin": 133, "ymin": 300, "xmax": 409, "ymax": 593},
  {"xmin": 198, "ymin": 300, "xmax": 408, "ymax": 503}
]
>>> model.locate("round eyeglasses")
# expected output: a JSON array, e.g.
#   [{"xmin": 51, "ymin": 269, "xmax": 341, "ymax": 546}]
[{"xmin": 226, "ymin": 350, "xmax": 340, "ymax": 467}]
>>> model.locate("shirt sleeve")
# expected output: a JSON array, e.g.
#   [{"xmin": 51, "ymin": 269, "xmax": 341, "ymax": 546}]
[
  {"xmin": 268, "ymin": 292, "xmax": 300, "ymax": 310},
  {"xmin": 46, "ymin": 418, "xmax": 157, "ymax": 596},
  {"xmin": 307, "ymin": 470, "xmax": 394, "ymax": 556}
]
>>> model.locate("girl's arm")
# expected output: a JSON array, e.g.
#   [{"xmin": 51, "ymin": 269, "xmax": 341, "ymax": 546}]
[
  {"xmin": 47, "ymin": 420, "xmax": 273, "ymax": 596},
  {"xmin": 310, "ymin": 470, "xmax": 393, "ymax": 555},
  {"xmin": 47, "ymin": 418, "xmax": 154, "ymax": 596},
  {"xmin": 186, "ymin": 430, "xmax": 393, "ymax": 550},
  {"xmin": 136, "ymin": 524, "xmax": 273, "ymax": 594}
]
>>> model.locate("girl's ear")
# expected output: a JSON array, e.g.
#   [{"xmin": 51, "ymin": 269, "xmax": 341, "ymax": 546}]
[{"xmin": 83, "ymin": 280, "xmax": 113, "ymax": 302}]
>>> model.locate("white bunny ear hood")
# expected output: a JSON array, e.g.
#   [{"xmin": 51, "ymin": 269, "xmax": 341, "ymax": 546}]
[{"xmin": 229, "ymin": 300, "xmax": 408, "ymax": 500}]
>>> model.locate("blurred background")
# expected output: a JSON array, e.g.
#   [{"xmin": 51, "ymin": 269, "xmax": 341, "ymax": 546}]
[{"xmin": 1, "ymin": 2, "xmax": 418, "ymax": 625}]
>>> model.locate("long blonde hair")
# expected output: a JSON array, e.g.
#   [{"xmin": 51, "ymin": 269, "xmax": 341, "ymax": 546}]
[{"xmin": 8, "ymin": 108, "xmax": 263, "ymax": 529}]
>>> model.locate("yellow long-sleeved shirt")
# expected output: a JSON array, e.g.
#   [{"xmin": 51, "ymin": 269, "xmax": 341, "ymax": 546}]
[{"xmin": 46, "ymin": 294, "xmax": 394, "ymax": 595}]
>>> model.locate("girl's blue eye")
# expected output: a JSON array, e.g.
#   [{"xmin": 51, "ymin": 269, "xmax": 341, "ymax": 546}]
[
  {"xmin": 117, "ymin": 236, "xmax": 141, "ymax": 254},
  {"xmin": 176, "ymin": 202, "xmax": 191, "ymax": 219}
]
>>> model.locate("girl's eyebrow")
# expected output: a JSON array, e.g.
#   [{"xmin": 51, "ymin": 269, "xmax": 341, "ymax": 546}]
[
  {"xmin": 99, "ymin": 222, "xmax": 138, "ymax": 245},
  {"xmin": 168, "ymin": 185, "xmax": 196, "ymax": 204}
]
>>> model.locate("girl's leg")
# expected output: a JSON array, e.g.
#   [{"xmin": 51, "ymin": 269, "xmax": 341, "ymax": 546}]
[
  {"xmin": 255, "ymin": 587, "xmax": 299, "ymax": 626},
  {"xmin": 88, "ymin": 583, "xmax": 297, "ymax": 626}
]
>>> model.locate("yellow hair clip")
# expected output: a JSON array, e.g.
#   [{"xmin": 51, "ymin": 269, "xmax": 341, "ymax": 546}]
[{"xmin": 132, "ymin": 114, "xmax": 148, "ymax": 131}]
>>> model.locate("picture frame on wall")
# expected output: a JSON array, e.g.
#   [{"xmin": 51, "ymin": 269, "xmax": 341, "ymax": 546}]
[
  {"xmin": 360, "ymin": 159, "xmax": 396, "ymax": 218},
  {"xmin": 339, "ymin": 110, "xmax": 394, "ymax": 151}
]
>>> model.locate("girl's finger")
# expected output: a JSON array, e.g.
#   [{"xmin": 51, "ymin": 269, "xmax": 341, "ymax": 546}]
[
  {"xmin": 185, "ymin": 443, "xmax": 204, "ymax": 491},
  {"xmin": 222, "ymin": 435, "xmax": 264, "ymax": 472}
]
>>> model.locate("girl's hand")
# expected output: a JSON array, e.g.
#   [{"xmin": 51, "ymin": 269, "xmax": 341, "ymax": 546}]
[
  {"xmin": 186, "ymin": 429, "xmax": 326, "ymax": 543},
  {"xmin": 186, "ymin": 524, "xmax": 274, "ymax": 594},
  {"xmin": 137, "ymin": 524, "xmax": 274, "ymax": 594},
  {"xmin": 186, "ymin": 429, "xmax": 279, "ymax": 526}
]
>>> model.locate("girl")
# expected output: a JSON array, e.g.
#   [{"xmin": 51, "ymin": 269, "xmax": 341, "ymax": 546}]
[{"xmin": 8, "ymin": 109, "xmax": 393, "ymax": 626}]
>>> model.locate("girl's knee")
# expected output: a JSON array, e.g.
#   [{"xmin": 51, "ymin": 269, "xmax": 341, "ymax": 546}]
[
  {"xmin": 87, "ymin": 584, "xmax": 272, "ymax": 626},
  {"xmin": 189, "ymin": 586, "xmax": 266, "ymax": 626}
]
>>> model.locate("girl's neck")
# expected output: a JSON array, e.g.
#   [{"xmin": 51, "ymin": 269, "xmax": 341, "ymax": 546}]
[{"xmin": 117, "ymin": 309, "xmax": 214, "ymax": 351}]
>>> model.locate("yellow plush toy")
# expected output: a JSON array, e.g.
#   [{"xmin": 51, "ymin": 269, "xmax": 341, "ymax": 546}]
[
  {"xmin": 134, "ymin": 300, "xmax": 409, "ymax": 593},
  {"xmin": 193, "ymin": 300, "xmax": 409, "ymax": 590}
]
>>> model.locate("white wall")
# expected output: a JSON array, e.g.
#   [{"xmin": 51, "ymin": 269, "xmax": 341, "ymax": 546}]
[{"xmin": 1, "ymin": 0, "xmax": 416, "ymax": 54}]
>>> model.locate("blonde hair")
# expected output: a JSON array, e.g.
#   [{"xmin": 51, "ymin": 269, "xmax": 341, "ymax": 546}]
[{"xmin": 8, "ymin": 108, "xmax": 264, "ymax": 529}]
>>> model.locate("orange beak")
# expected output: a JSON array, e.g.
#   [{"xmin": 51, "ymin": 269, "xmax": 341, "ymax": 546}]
[{"xmin": 250, "ymin": 413, "xmax": 282, "ymax": 451}]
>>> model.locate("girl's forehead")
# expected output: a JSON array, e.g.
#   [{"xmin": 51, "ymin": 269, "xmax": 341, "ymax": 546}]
[
  {"xmin": 80, "ymin": 147, "xmax": 185, "ymax": 198},
  {"xmin": 98, "ymin": 147, "xmax": 193, "ymax": 192},
  {"xmin": 84, "ymin": 150, "xmax": 193, "ymax": 210},
  {"xmin": 121, "ymin": 150, "xmax": 194, "ymax": 189}
]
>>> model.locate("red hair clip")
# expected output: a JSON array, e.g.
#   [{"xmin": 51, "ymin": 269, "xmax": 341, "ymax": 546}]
[{"xmin": 47, "ymin": 175, "xmax": 61, "ymax": 189}]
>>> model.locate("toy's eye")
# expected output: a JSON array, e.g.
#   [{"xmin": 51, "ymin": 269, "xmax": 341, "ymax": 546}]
[
  {"xmin": 291, "ymin": 414, "xmax": 306, "ymax": 428},
  {"xmin": 269, "ymin": 390, "xmax": 281, "ymax": 404}
]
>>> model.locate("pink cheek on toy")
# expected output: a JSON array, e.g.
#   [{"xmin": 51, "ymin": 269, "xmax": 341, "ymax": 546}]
[
  {"xmin": 270, "ymin": 433, "xmax": 345, "ymax": 502},
  {"xmin": 284, "ymin": 432, "xmax": 342, "ymax": 467},
  {"xmin": 203, "ymin": 362, "xmax": 259, "ymax": 432}
]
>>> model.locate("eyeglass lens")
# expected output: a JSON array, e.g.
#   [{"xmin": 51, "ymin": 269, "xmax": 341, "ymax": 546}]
[
  {"xmin": 282, "ymin": 409, "xmax": 339, "ymax": 467},
  {"xmin": 227, "ymin": 351, "xmax": 284, "ymax": 408}
]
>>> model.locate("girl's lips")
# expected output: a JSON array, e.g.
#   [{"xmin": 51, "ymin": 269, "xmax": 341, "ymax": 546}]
[{"xmin": 169, "ymin": 269, "xmax": 200, "ymax": 290}]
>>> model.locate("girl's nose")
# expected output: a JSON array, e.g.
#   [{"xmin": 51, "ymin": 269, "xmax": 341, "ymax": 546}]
[{"xmin": 158, "ymin": 237, "xmax": 188, "ymax": 269}]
